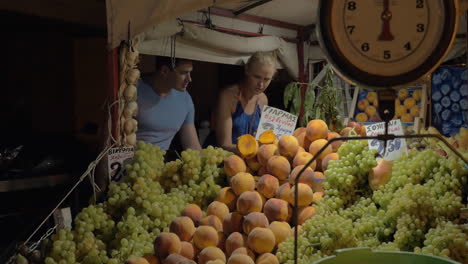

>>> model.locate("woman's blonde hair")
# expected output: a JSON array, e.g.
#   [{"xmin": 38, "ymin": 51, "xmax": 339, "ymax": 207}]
[{"xmin": 245, "ymin": 51, "xmax": 278, "ymax": 72}]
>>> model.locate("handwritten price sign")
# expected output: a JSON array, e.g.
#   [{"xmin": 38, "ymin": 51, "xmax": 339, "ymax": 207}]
[
  {"xmin": 365, "ymin": 120, "xmax": 408, "ymax": 161},
  {"xmin": 107, "ymin": 147, "xmax": 134, "ymax": 182},
  {"xmin": 256, "ymin": 106, "xmax": 298, "ymax": 140}
]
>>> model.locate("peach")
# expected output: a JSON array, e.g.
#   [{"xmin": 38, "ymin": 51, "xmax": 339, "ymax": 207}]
[
  {"xmin": 205, "ymin": 260, "xmax": 225, "ymax": 264},
  {"xmin": 199, "ymin": 215, "xmax": 223, "ymax": 232},
  {"xmin": 275, "ymin": 183, "xmax": 291, "ymax": 202},
  {"xmin": 198, "ymin": 246, "xmax": 226, "ymax": 264},
  {"xmin": 298, "ymin": 206, "xmax": 316, "ymax": 225},
  {"xmin": 263, "ymin": 198, "xmax": 289, "ymax": 222},
  {"xmin": 231, "ymin": 247, "xmax": 256, "ymax": 261},
  {"xmin": 154, "ymin": 232, "xmax": 181, "ymax": 259},
  {"xmin": 321, "ymin": 153, "xmax": 339, "ymax": 171},
  {"xmin": 126, "ymin": 257, "xmax": 150, "ymax": 264},
  {"xmin": 257, "ymin": 144, "xmax": 278, "ymax": 166},
  {"xmin": 217, "ymin": 231, "xmax": 226, "ymax": 250},
  {"xmin": 216, "ymin": 187, "xmax": 237, "ymax": 211},
  {"xmin": 236, "ymin": 191, "xmax": 263, "ymax": 215},
  {"xmin": 193, "ymin": 226, "xmax": 219, "ymax": 250},
  {"xmin": 224, "ymin": 155, "xmax": 247, "ymax": 177},
  {"xmin": 309, "ymin": 139, "xmax": 332, "ymax": 160},
  {"xmin": 278, "ymin": 135, "xmax": 300, "ymax": 160},
  {"xmin": 256, "ymin": 253, "xmax": 279, "ymax": 264},
  {"xmin": 169, "ymin": 216, "xmax": 196, "ymax": 242},
  {"xmin": 289, "ymin": 165, "xmax": 315, "ymax": 187},
  {"xmin": 246, "ymin": 157, "xmax": 262, "ymax": 173},
  {"xmin": 258, "ymin": 130, "xmax": 277, "ymax": 145},
  {"xmin": 163, "ymin": 254, "xmax": 195, "ymax": 264},
  {"xmin": 306, "ymin": 120, "xmax": 328, "ymax": 142},
  {"xmin": 340, "ymin": 127, "xmax": 352, "ymax": 136},
  {"xmin": 247, "ymin": 227, "xmax": 276, "ymax": 254},
  {"xmin": 266, "ymin": 156, "xmax": 291, "ymax": 180},
  {"xmin": 289, "ymin": 183, "xmax": 314, "ymax": 207},
  {"xmin": 243, "ymin": 212, "xmax": 269, "ymax": 235},
  {"xmin": 292, "ymin": 151, "xmax": 316, "ymax": 170},
  {"xmin": 259, "ymin": 192, "xmax": 267, "ymax": 206},
  {"xmin": 268, "ymin": 221, "xmax": 291, "ymax": 246},
  {"xmin": 313, "ymin": 192, "xmax": 324, "ymax": 203},
  {"xmin": 327, "ymin": 132, "xmax": 342, "ymax": 152},
  {"xmin": 286, "ymin": 204, "xmax": 293, "ymax": 222},
  {"xmin": 357, "ymin": 99, "xmax": 370, "ymax": 111},
  {"xmin": 296, "ymin": 131, "xmax": 312, "ymax": 150},
  {"xmin": 181, "ymin": 204, "xmax": 203, "ymax": 226},
  {"xmin": 256, "ymin": 174, "xmax": 280, "ymax": 198},
  {"xmin": 207, "ymin": 201, "xmax": 230, "ymax": 222},
  {"xmin": 293, "ymin": 127, "xmax": 306, "ymax": 137},
  {"xmin": 237, "ymin": 134, "xmax": 259, "ymax": 159},
  {"xmin": 180, "ymin": 241, "xmax": 195, "ymax": 260},
  {"xmin": 257, "ymin": 166, "xmax": 267, "ymax": 176},
  {"xmin": 227, "ymin": 254, "xmax": 255, "ymax": 264},
  {"xmin": 230, "ymin": 172, "xmax": 256, "ymax": 195},
  {"xmin": 311, "ymin": 172, "xmax": 324, "ymax": 193},
  {"xmin": 297, "ymin": 146, "xmax": 306, "ymax": 153},
  {"xmin": 369, "ymin": 159, "xmax": 393, "ymax": 190},
  {"xmin": 142, "ymin": 254, "xmax": 160, "ymax": 264},
  {"xmin": 223, "ymin": 212, "xmax": 244, "ymax": 235},
  {"xmin": 225, "ymin": 232, "xmax": 246, "ymax": 257}
]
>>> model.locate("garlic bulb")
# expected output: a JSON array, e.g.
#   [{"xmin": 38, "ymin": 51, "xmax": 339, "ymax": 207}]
[
  {"xmin": 126, "ymin": 68, "xmax": 140, "ymax": 85},
  {"xmin": 124, "ymin": 84, "xmax": 137, "ymax": 101},
  {"xmin": 123, "ymin": 101, "xmax": 138, "ymax": 119},
  {"xmin": 126, "ymin": 49, "xmax": 139, "ymax": 66},
  {"xmin": 125, "ymin": 133, "xmax": 137, "ymax": 146},
  {"xmin": 124, "ymin": 118, "xmax": 138, "ymax": 135}
]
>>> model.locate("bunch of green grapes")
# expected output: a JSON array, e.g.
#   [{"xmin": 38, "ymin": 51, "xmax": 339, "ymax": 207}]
[
  {"xmin": 160, "ymin": 159, "xmax": 183, "ymax": 189},
  {"xmin": 74, "ymin": 204, "xmax": 115, "ymax": 243},
  {"xmin": 201, "ymin": 146, "xmax": 231, "ymax": 185},
  {"xmin": 107, "ymin": 182, "xmax": 133, "ymax": 214},
  {"xmin": 74, "ymin": 231, "xmax": 108, "ymax": 264},
  {"xmin": 44, "ymin": 228, "xmax": 76, "ymax": 264},
  {"xmin": 180, "ymin": 149, "xmax": 202, "ymax": 183},
  {"xmin": 131, "ymin": 176, "xmax": 164, "ymax": 209},
  {"xmin": 125, "ymin": 141, "xmax": 165, "ymax": 181},
  {"xmin": 415, "ymin": 220, "xmax": 468, "ymax": 263}
]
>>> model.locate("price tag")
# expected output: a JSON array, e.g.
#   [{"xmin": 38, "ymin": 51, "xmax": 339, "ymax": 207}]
[
  {"xmin": 365, "ymin": 120, "xmax": 408, "ymax": 161},
  {"xmin": 255, "ymin": 106, "xmax": 298, "ymax": 140},
  {"xmin": 107, "ymin": 147, "xmax": 134, "ymax": 182},
  {"xmin": 53, "ymin": 207, "xmax": 72, "ymax": 230}
]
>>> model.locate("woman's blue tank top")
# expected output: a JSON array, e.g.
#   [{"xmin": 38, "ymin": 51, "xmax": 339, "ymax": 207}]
[{"xmin": 231, "ymin": 101, "xmax": 261, "ymax": 144}]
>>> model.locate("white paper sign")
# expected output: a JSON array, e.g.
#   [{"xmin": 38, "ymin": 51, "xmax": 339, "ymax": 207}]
[
  {"xmin": 108, "ymin": 147, "xmax": 134, "ymax": 182},
  {"xmin": 365, "ymin": 120, "xmax": 408, "ymax": 161},
  {"xmin": 255, "ymin": 106, "xmax": 298, "ymax": 140}
]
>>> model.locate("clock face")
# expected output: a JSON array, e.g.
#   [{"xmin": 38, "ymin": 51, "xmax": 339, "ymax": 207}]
[{"xmin": 317, "ymin": 0, "xmax": 458, "ymax": 87}]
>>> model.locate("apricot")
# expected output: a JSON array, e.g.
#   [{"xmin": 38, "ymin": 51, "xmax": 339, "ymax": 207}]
[
  {"xmin": 230, "ymin": 172, "xmax": 256, "ymax": 195},
  {"xmin": 198, "ymin": 246, "xmax": 226, "ymax": 264},
  {"xmin": 207, "ymin": 201, "xmax": 230, "ymax": 222},
  {"xmin": 163, "ymin": 254, "xmax": 194, "ymax": 264},
  {"xmin": 326, "ymin": 132, "xmax": 342, "ymax": 152},
  {"xmin": 180, "ymin": 241, "xmax": 195, "ymax": 260},
  {"xmin": 263, "ymin": 198, "xmax": 289, "ymax": 222},
  {"xmin": 289, "ymin": 183, "xmax": 314, "ymax": 207},
  {"xmin": 227, "ymin": 254, "xmax": 255, "ymax": 264},
  {"xmin": 199, "ymin": 215, "xmax": 223, "ymax": 232},
  {"xmin": 142, "ymin": 254, "xmax": 160, "ymax": 264},
  {"xmin": 258, "ymin": 130, "xmax": 277, "ymax": 145},
  {"xmin": 289, "ymin": 165, "xmax": 315, "ymax": 187},
  {"xmin": 256, "ymin": 174, "xmax": 280, "ymax": 198},
  {"xmin": 247, "ymin": 227, "xmax": 276, "ymax": 254},
  {"xmin": 243, "ymin": 212, "xmax": 269, "ymax": 235},
  {"xmin": 231, "ymin": 247, "xmax": 256, "ymax": 261},
  {"xmin": 275, "ymin": 183, "xmax": 291, "ymax": 202},
  {"xmin": 237, "ymin": 134, "xmax": 259, "ymax": 159},
  {"xmin": 298, "ymin": 206, "xmax": 316, "ymax": 225},
  {"xmin": 182, "ymin": 204, "xmax": 203, "ymax": 226},
  {"xmin": 309, "ymin": 139, "xmax": 332, "ymax": 160},
  {"xmin": 266, "ymin": 156, "xmax": 291, "ymax": 180},
  {"xmin": 321, "ymin": 153, "xmax": 339, "ymax": 171},
  {"xmin": 154, "ymin": 232, "xmax": 181, "ymax": 259},
  {"xmin": 223, "ymin": 212, "xmax": 244, "ymax": 235},
  {"xmin": 292, "ymin": 151, "xmax": 316, "ymax": 170},
  {"xmin": 268, "ymin": 221, "xmax": 291, "ymax": 246},
  {"xmin": 216, "ymin": 187, "xmax": 237, "ymax": 211},
  {"xmin": 224, "ymin": 155, "xmax": 247, "ymax": 177},
  {"xmin": 193, "ymin": 226, "xmax": 219, "ymax": 250},
  {"xmin": 246, "ymin": 157, "xmax": 262, "ymax": 173},
  {"xmin": 257, "ymin": 144, "xmax": 278, "ymax": 166},
  {"xmin": 311, "ymin": 172, "xmax": 324, "ymax": 193},
  {"xmin": 278, "ymin": 135, "xmax": 300, "ymax": 160},
  {"xmin": 306, "ymin": 120, "xmax": 328, "ymax": 142},
  {"xmin": 236, "ymin": 191, "xmax": 263, "ymax": 215},
  {"xmin": 225, "ymin": 232, "xmax": 246, "ymax": 257},
  {"xmin": 170, "ymin": 216, "xmax": 196, "ymax": 242},
  {"xmin": 256, "ymin": 253, "xmax": 279, "ymax": 264}
]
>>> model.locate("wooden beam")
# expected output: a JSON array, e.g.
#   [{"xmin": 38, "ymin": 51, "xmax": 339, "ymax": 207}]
[{"xmin": 0, "ymin": 0, "xmax": 106, "ymax": 28}]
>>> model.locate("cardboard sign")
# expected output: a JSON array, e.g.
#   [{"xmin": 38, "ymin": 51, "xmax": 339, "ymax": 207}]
[
  {"xmin": 365, "ymin": 120, "xmax": 408, "ymax": 161},
  {"xmin": 108, "ymin": 147, "xmax": 134, "ymax": 182},
  {"xmin": 256, "ymin": 106, "xmax": 298, "ymax": 140},
  {"xmin": 53, "ymin": 207, "xmax": 72, "ymax": 230}
]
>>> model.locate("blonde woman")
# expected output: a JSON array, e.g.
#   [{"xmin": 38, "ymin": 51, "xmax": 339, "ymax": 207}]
[{"xmin": 215, "ymin": 51, "xmax": 278, "ymax": 153}]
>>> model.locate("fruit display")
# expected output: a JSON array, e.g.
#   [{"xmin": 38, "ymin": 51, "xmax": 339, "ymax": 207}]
[
  {"xmin": 354, "ymin": 91, "xmax": 381, "ymax": 123},
  {"xmin": 431, "ymin": 66, "xmax": 468, "ymax": 137},
  {"xmin": 31, "ymin": 142, "xmax": 231, "ymax": 264}
]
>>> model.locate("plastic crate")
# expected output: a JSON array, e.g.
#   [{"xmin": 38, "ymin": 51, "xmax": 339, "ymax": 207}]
[{"xmin": 312, "ymin": 247, "xmax": 461, "ymax": 264}]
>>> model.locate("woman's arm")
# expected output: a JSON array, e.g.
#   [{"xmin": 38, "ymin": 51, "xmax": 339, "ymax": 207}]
[{"xmin": 215, "ymin": 87, "xmax": 239, "ymax": 153}]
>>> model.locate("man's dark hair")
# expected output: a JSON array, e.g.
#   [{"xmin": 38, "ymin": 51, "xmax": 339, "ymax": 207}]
[{"xmin": 154, "ymin": 56, "xmax": 192, "ymax": 71}]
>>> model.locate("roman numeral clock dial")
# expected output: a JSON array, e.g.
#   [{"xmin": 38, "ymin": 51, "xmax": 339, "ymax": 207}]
[{"xmin": 317, "ymin": 0, "xmax": 458, "ymax": 87}]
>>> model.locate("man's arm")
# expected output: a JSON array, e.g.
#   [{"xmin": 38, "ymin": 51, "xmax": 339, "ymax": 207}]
[{"xmin": 179, "ymin": 123, "xmax": 202, "ymax": 151}]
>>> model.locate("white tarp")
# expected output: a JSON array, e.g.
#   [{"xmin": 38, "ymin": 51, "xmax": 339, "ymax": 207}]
[{"xmin": 137, "ymin": 22, "xmax": 299, "ymax": 79}]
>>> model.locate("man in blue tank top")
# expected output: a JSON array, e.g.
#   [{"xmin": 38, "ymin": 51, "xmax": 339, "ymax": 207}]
[{"xmin": 136, "ymin": 57, "xmax": 201, "ymax": 151}]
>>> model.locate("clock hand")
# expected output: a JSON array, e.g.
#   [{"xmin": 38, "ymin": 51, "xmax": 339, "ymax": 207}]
[{"xmin": 378, "ymin": 0, "xmax": 394, "ymax": 41}]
